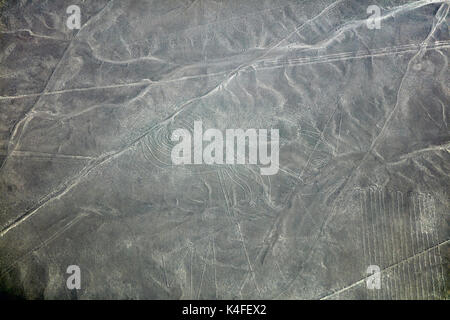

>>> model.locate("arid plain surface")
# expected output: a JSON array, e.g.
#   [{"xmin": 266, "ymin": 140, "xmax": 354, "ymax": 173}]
[{"xmin": 0, "ymin": 0, "xmax": 449, "ymax": 299}]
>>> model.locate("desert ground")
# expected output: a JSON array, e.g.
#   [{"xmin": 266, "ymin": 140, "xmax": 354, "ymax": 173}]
[{"xmin": 0, "ymin": 0, "xmax": 448, "ymax": 299}]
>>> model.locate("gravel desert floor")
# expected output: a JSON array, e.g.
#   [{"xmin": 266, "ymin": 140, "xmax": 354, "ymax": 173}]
[{"xmin": 0, "ymin": 0, "xmax": 449, "ymax": 299}]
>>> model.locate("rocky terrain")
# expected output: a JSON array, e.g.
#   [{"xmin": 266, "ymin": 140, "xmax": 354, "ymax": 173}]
[{"xmin": 0, "ymin": 0, "xmax": 448, "ymax": 299}]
